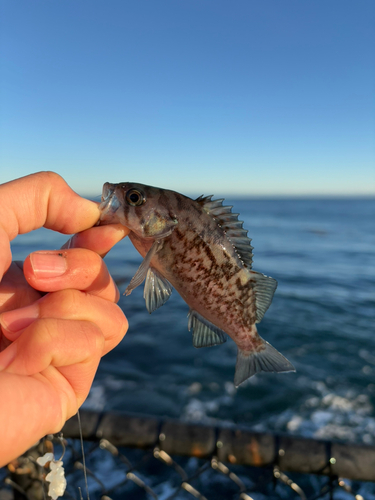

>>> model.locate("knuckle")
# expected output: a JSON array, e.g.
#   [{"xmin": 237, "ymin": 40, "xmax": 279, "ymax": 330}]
[
  {"xmin": 109, "ymin": 304, "xmax": 128, "ymax": 342},
  {"xmin": 60, "ymin": 289, "xmax": 81, "ymax": 311},
  {"xmin": 113, "ymin": 285, "xmax": 120, "ymax": 303},
  {"xmin": 81, "ymin": 321, "xmax": 105, "ymax": 354},
  {"xmin": 42, "ymin": 289, "xmax": 82, "ymax": 316},
  {"xmin": 37, "ymin": 171, "xmax": 64, "ymax": 183},
  {"xmin": 32, "ymin": 171, "xmax": 65, "ymax": 191},
  {"xmin": 20, "ymin": 319, "xmax": 55, "ymax": 373},
  {"xmin": 118, "ymin": 311, "xmax": 129, "ymax": 339}
]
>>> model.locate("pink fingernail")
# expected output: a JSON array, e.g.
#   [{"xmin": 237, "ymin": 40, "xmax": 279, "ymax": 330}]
[
  {"xmin": 0, "ymin": 303, "xmax": 39, "ymax": 335},
  {"xmin": 0, "ymin": 342, "xmax": 17, "ymax": 371},
  {"xmin": 30, "ymin": 252, "xmax": 67, "ymax": 279}
]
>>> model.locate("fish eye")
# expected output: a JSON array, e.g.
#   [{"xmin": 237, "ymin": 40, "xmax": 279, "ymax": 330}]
[{"xmin": 125, "ymin": 189, "xmax": 146, "ymax": 207}]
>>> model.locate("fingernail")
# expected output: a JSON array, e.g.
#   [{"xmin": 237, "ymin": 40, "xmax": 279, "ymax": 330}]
[
  {"xmin": 0, "ymin": 342, "xmax": 17, "ymax": 371},
  {"xmin": 0, "ymin": 303, "xmax": 39, "ymax": 335},
  {"xmin": 30, "ymin": 252, "xmax": 67, "ymax": 279}
]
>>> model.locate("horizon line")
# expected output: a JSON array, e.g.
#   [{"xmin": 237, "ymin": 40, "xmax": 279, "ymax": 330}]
[{"xmin": 83, "ymin": 192, "xmax": 375, "ymax": 200}]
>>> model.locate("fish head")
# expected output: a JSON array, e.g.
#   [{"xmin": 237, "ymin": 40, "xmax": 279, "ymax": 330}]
[{"xmin": 99, "ymin": 182, "xmax": 178, "ymax": 239}]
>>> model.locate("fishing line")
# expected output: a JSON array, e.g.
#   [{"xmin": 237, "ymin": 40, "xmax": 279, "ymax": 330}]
[
  {"xmin": 57, "ymin": 433, "xmax": 66, "ymax": 462},
  {"xmin": 77, "ymin": 409, "xmax": 90, "ymax": 500}
]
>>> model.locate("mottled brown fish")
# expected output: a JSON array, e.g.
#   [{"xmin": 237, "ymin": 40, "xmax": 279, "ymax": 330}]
[{"xmin": 99, "ymin": 182, "xmax": 295, "ymax": 386}]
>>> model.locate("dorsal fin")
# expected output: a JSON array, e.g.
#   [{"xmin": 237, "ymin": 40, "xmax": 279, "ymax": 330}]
[{"xmin": 196, "ymin": 195, "xmax": 254, "ymax": 269}]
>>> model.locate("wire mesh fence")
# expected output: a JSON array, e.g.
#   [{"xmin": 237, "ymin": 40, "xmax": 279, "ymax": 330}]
[{"xmin": 1, "ymin": 409, "xmax": 375, "ymax": 500}]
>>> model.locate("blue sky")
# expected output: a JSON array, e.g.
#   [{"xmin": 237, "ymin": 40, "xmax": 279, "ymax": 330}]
[{"xmin": 1, "ymin": 0, "xmax": 374, "ymax": 196}]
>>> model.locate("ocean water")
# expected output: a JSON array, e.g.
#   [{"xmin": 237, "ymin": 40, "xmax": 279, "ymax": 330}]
[{"xmin": 10, "ymin": 197, "xmax": 375, "ymax": 446}]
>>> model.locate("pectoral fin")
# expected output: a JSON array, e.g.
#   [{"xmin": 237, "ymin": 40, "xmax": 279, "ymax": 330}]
[
  {"xmin": 144, "ymin": 267, "xmax": 173, "ymax": 313},
  {"xmin": 188, "ymin": 310, "xmax": 227, "ymax": 348},
  {"xmin": 124, "ymin": 240, "xmax": 164, "ymax": 296}
]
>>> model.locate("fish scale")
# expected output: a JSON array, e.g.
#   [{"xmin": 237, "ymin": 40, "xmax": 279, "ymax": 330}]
[{"xmin": 99, "ymin": 181, "xmax": 295, "ymax": 386}]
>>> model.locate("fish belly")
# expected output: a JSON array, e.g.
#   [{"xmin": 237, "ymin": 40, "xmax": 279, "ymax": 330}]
[
  {"xmin": 154, "ymin": 227, "xmax": 260, "ymax": 347},
  {"xmin": 130, "ymin": 227, "xmax": 295, "ymax": 386}
]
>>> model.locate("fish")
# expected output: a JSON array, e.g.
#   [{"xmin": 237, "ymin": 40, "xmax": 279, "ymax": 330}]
[{"xmin": 98, "ymin": 182, "xmax": 295, "ymax": 386}]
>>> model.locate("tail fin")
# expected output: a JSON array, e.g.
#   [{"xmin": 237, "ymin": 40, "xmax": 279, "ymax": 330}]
[{"xmin": 234, "ymin": 338, "xmax": 295, "ymax": 387}]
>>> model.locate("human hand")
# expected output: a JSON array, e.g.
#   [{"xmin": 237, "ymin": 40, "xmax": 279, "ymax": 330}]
[{"xmin": 0, "ymin": 172, "xmax": 129, "ymax": 465}]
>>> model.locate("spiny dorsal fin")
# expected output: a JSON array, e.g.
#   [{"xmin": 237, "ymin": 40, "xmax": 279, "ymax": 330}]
[{"xmin": 196, "ymin": 195, "xmax": 254, "ymax": 269}]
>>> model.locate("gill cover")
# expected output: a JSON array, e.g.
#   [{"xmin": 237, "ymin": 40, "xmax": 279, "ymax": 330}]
[{"xmin": 123, "ymin": 186, "xmax": 179, "ymax": 239}]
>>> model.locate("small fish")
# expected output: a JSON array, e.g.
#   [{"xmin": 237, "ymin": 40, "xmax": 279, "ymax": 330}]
[{"xmin": 99, "ymin": 182, "xmax": 295, "ymax": 386}]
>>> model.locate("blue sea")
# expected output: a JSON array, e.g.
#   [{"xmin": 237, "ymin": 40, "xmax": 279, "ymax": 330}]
[{"xmin": 10, "ymin": 197, "xmax": 375, "ymax": 467}]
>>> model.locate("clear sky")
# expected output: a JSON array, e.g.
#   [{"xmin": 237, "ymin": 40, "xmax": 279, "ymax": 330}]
[{"xmin": 0, "ymin": 0, "xmax": 374, "ymax": 197}]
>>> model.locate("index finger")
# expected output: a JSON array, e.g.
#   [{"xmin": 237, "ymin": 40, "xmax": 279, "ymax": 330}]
[
  {"xmin": 61, "ymin": 224, "xmax": 130, "ymax": 258},
  {"xmin": 0, "ymin": 171, "xmax": 101, "ymax": 278}
]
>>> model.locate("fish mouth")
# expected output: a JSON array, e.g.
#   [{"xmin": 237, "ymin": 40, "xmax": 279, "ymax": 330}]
[
  {"xmin": 101, "ymin": 182, "xmax": 115, "ymax": 202},
  {"xmin": 97, "ymin": 183, "xmax": 121, "ymax": 225}
]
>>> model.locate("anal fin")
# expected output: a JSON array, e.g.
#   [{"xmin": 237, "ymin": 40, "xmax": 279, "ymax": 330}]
[
  {"xmin": 188, "ymin": 310, "xmax": 227, "ymax": 348},
  {"xmin": 234, "ymin": 338, "xmax": 295, "ymax": 387}
]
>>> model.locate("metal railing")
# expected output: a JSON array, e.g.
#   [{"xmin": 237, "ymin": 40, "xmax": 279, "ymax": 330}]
[{"xmin": 1, "ymin": 409, "xmax": 374, "ymax": 500}]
